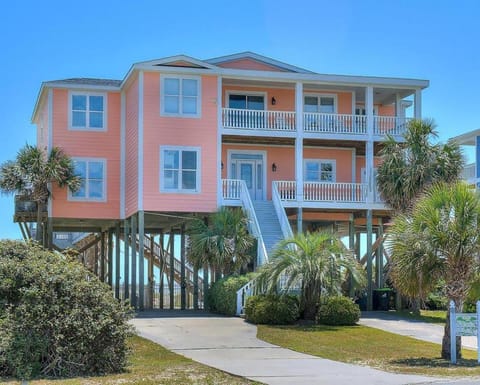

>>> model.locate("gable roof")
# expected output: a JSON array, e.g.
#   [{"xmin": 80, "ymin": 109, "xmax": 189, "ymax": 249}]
[
  {"xmin": 134, "ymin": 55, "xmax": 218, "ymax": 70},
  {"xmin": 43, "ymin": 78, "xmax": 122, "ymax": 88},
  {"xmin": 205, "ymin": 51, "xmax": 314, "ymax": 74}
]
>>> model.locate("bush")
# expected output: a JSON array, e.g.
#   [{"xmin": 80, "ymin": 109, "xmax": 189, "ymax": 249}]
[
  {"xmin": 0, "ymin": 240, "xmax": 133, "ymax": 380},
  {"xmin": 244, "ymin": 294, "xmax": 299, "ymax": 325},
  {"xmin": 207, "ymin": 274, "xmax": 252, "ymax": 316},
  {"xmin": 317, "ymin": 296, "xmax": 360, "ymax": 326}
]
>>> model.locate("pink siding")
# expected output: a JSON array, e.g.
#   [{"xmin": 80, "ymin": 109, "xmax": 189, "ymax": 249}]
[
  {"xmin": 125, "ymin": 76, "xmax": 139, "ymax": 217},
  {"xmin": 50, "ymin": 89, "xmax": 121, "ymax": 219},
  {"xmin": 36, "ymin": 98, "xmax": 49, "ymax": 151},
  {"xmin": 142, "ymin": 73, "xmax": 218, "ymax": 213},
  {"xmin": 217, "ymin": 58, "xmax": 289, "ymax": 72}
]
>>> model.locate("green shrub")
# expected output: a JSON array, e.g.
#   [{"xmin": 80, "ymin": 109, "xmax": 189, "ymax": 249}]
[
  {"xmin": 244, "ymin": 294, "xmax": 299, "ymax": 325},
  {"xmin": 317, "ymin": 296, "xmax": 360, "ymax": 326},
  {"xmin": 207, "ymin": 274, "xmax": 252, "ymax": 316},
  {"xmin": 0, "ymin": 240, "xmax": 133, "ymax": 380}
]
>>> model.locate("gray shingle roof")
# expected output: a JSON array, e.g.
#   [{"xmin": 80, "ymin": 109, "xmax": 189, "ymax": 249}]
[{"xmin": 44, "ymin": 78, "xmax": 122, "ymax": 87}]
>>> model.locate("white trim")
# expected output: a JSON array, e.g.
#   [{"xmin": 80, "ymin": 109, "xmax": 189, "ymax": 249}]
[
  {"xmin": 68, "ymin": 157, "xmax": 107, "ymax": 202},
  {"xmin": 120, "ymin": 91, "xmax": 126, "ymax": 219},
  {"xmin": 225, "ymin": 90, "xmax": 268, "ymax": 110},
  {"xmin": 226, "ymin": 149, "xmax": 267, "ymax": 201},
  {"xmin": 217, "ymin": 77, "xmax": 223, "ymax": 207},
  {"xmin": 68, "ymin": 91, "xmax": 108, "ymax": 131},
  {"xmin": 303, "ymin": 159, "xmax": 336, "ymax": 182},
  {"xmin": 352, "ymin": 148, "xmax": 356, "ymax": 183},
  {"xmin": 303, "ymin": 93, "xmax": 338, "ymax": 113},
  {"xmin": 136, "ymin": 54, "xmax": 219, "ymax": 70},
  {"xmin": 138, "ymin": 71, "xmax": 144, "ymax": 210},
  {"xmin": 43, "ymin": 83, "xmax": 120, "ymax": 91},
  {"xmin": 47, "ymin": 88, "xmax": 53, "ymax": 217},
  {"xmin": 160, "ymin": 146, "xmax": 202, "ymax": 193},
  {"xmin": 351, "ymin": 91, "xmax": 356, "ymax": 115},
  {"xmin": 160, "ymin": 74, "xmax": 202, "ymax": 118}
]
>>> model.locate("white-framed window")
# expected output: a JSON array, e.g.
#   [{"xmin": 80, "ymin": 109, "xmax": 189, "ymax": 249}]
[
  {"xmin": 304, "ymin": 94, "xmax": 337, "ymax": 113},
  {"xmin": 160, "ymin": 146, "xmax": 201, "ymax": 193},
  {"xmin": 69, "ymin": 92, "xmax": 106, "ymax": 130},
  {"xmin": 160, "ymin": 75, "xmax": 201, "ymax": 117},
  {"xmin": 69, "ymin": 158, "xmax": 106, "ymax": 201},
  {"xmin": 304, "ymin": 159, "xmax": 336, "ymax": 182}
]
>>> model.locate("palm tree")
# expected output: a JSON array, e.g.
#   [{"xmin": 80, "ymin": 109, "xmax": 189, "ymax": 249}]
[
  {"xmin": 0, "ymin": 145, "xmax": 80, "ymax": 246},
  {"xmin": 377, "ymin": 119, "xmax": 464, "ymax": 214},
  {"xmin": 187, "ymin": 207, "xmax": 255, "ymax": 277},
  {"xmin": 257, "ymin": 232, "xmax": 365, "ymax": 320},
  {"xmin": 387, "ymin": 182, "xmax": 480, "ymax": 359}
]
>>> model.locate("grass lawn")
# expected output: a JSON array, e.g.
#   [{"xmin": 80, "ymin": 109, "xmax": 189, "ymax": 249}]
[
  {"xmin": 1, "ymin": 335, "xmax": 258, "ymax": 385},
  {"xmin": 386, "ymin": 309, "xmax": 447, "ymax": 324},
  {"xmin": 257, "ymin": 323, "xmax": 480, "ymax": 377}
]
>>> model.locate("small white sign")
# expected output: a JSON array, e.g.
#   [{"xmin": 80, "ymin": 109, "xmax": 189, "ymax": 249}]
[
  {"xmin": 456, "ymin": 314, "xmax": 477, "ymax": 336},
  {"xmin": 449, "ymin": 300, "xmax": 480, "ymax": 364}
]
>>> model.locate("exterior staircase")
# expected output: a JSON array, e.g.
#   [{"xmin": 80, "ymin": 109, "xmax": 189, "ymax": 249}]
[{"xmin": 252, "ymin": 200, "xmax": 285, "ymax": 259}]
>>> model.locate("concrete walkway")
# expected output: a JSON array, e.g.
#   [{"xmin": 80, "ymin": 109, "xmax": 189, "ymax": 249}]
[
  {"xmin": 131, "ymin": 311, "xmax": 476, "ymax": 385},
  {"xmin": 359, "ymin": 312, "xmax": 478, "ymax": 350}
]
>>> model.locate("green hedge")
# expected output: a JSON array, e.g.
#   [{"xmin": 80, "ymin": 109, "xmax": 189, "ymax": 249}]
[
  {"xmin": 0, "ymin": 240, "xmax": 133, "ymax": 380},
  {"xmin": 317, "ymin": 296, "xmax": 360, "ymax": 326},
  {"xmin": 244, "ymin": 294, "xmax": 299, "ymax": 325},
  {"xmin": 207, "ymin": 275, "xmax": 252, "ymax": 316}
]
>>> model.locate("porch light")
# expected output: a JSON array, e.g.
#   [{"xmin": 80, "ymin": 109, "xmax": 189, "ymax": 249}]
[
  {"xmin": 221, "ymin": 161, "xmax": 224, "ymax": 170},
  {"xmin": 272, "ymin": 163, "xmax": 277, "ymax": 172},
  {"xmin": 271, "ymin": 97, "xmax": 276, "ymax": 106}
]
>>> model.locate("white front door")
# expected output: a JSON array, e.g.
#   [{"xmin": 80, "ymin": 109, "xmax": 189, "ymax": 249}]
[{"xmin": 230, "ymin": 153, "xmax": 265, "ymax": 200}]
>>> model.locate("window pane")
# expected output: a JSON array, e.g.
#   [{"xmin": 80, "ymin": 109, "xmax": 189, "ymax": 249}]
[
  {"xmin": 72, "ymin": 111, "xmax": 86, "ymax": 127},
  {"xmin": 164, "ymin": 150, "xmax": 179, "ymax": 169},
  {"xmin": 257, "ymin": 164, "xmax": 262, "ymax": 189},
  {"xmin": 165, "ymin": 78, "xmax": 179, "ymax": 95},
  {"xmin": 165, "ymin": 96, "xmax": 179, "ymax": 113},
  {"xmin": 321, "ymin": 163, "xmax": 332, "ymax": 172},
  {"xmin": 182, "ymin": 96, "xmax": 197, "ymax": 114},
  {"xmin": 247, "ymin": 96, "xmax": 264, "ymax": 110},
  {"xmin": 229, "ymin": 94, "xmax": 246, "ymax": 109},
  {"xmin": 306, "ymin": 162, "xmax": 319, "ymax": 172},
  {"xmin": 89, "ymin": 112, "xmax": 103, "ymax": 128},
  {"xmin": 320, "ymin": 97, "xmax": 335, "ymax": 113},
  {"xmin": 72, "ymin": 180, "xmax": 86, "ymax": 197},
  {"xmin": 89, "ymin": 96, "xmax": 103, "ymax": 112},
  {"xmin": 74, "ymin": 161, "xmax": 87, "ymax": 178},
  {"xmin": 164, "ymin": 170, "xmax": 178, "ymax": 189},
  {"xmin": 240, "ymin": 163, "xmax": 253, "ymax": 189},
  {"xmin": 88, "ymin": 180, "xmax": 104, "ymax": 198},
  {"xmin": 182, "ymin": 151, "xmax": 197, "ymax": 169},
  {"xmin": 182, "ymin": 79, "xmax": 197, "ymax": 96},
  {"xmin": 182, "ymin": 170, "xmax": 196, "ymax": 189},
  {"xmin": 88, "ymin": 162, "xmax": 104, "ymax": 179},
  {"xmin": 72, "ymin": 95, "xmax": 86, "ymax": 110}
]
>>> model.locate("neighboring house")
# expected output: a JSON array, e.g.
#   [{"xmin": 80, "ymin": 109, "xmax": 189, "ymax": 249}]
[
  {"xmin": 27, "ymin": 52, "xmax": 428, "ymax": 310},
  {"xmin": 450, "ymin": 129, "xmax": 480, "ymax": 187}
]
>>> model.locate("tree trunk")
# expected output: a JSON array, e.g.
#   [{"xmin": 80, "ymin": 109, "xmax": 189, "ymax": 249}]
[
  {"xmin": 36, "ymin": 201, "xmax": 44, "ymax": 245},
  {"xmin": 441, "ymin": 308, "xmax": 461, "ymax": 360}
]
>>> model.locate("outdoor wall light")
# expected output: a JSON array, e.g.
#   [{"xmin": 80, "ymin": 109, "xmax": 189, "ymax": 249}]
[
  {"xmin": 271, "ymin": 97, "xmax": 276, "ymax": 105},
  {"xmin": 221, "ymin": 161, "xmax": 224, "ymax": 170},
  {"xmin": 272, "ymin": 163, "xmax": 277, "ymax": 172}
]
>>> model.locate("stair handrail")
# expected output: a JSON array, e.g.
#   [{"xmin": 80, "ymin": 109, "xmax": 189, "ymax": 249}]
[
  {"xmin": 272, "ymin": 181, "xmax": 294, "ymax": 239},
  {"xmin": 238, "ymin": 180, "xmax": 269, "ymax": 266},
  {"xmin": 236, "ymin": 278, "xmax": 257, "ymax": 316}
]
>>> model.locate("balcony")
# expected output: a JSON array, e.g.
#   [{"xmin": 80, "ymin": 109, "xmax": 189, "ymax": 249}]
[
  {"xmin": 222, "ymin": 108, "xmax": 410, "ymax": 138},
  {"xmin": 14, "ymin": 195, "xmax": 47, "ymax": 222}
]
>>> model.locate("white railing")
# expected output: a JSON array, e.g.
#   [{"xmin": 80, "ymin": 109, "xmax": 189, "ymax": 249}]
[
  {"xmin": 222, "ymin": 179, "xmax": 242, "ymax": 200},
  {"xmin": 274, "ymin": 180, "xmax": 297, "ymax": 201},
  {"xmin": 374, "ymin": 116, "xmax": 411, "ymax": 136},
  {"xmin": 304, "ymin": 113, "xmax": 367, "ymax": 134},
  {"xmin": 304, "ymin": 182, "xmax": 367, "ymax": 202},
  {"xmin": 237, "ymin": 180, "xmax": 268, "ymax": 267},
  {"xmin": 462, "ymin": 163, "xmax": 476, "ymax": 181},
  {"xmin": 222, "ymin": 108, "xmax": 296, "ymax": 131},
  {"xmin": 236, "ymin": 279, "xmax": 256, "ymax": 316},
  {"xmin": 272, "ymin": 182, "xmax": 294, "ymax": 239}
]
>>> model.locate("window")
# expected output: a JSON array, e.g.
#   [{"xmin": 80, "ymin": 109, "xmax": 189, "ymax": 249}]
[
  {"xmin": 228, "ymin": 94, "xmax": 265, "ymax": 110},
  {"xmin": 304, "ymin": 95, "xmax": 336, "ymax": 113},
  {"xmin": 70, "ymin": 93, "xmax": 106, "ymax": 130},
  {"xmin": 304, "ymin": 160, "xmax": 336, "ymax": 182},
  {"xmin": 69, "ymin": 159, "xmax": 106, "ymax": 201},
  {"xmin": 161, "ymin": 76, "xmax": 201, "ymax": 117},
  {"xmin": 160, "ymin": 147, "xmax": 200, "ymax": 192}
]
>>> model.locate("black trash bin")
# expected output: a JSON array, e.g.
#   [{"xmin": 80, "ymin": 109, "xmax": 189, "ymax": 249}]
[{"xmin": 373, "ymin": 289, "xmax": 393, "ymax": 311}]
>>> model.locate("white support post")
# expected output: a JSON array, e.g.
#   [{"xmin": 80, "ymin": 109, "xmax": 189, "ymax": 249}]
[
  {"xmin": 395, "ymin": 93, "xmax": 402, "ymax": 128},
  {"xmin": 365, "ymin": 86, "xmax": 374, "ymax": 204},
  {"xmin": 217, "ymin": 76, "xmax": 223, "ymax": 207},
  {"xmin": 295, "ymin": 82, "xmax": 304, "ymax": 231},
  {"xmin": 450, "ymin": 300, "xmax": 456, "ymax": 364},
  {"xmin": 414, "ymin": 89, "xmax": 422, "ymax": 120}
]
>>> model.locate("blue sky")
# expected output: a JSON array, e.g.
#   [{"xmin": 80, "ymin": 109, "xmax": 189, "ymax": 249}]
[{"xmin": 1, "ymin": 0, "xmax": 479, "ymax": 239}]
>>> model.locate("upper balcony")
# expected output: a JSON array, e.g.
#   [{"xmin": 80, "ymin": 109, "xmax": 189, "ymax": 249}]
[{"xmin": 222, "ymin": 108, "xmax": 411, "ymax": 139}]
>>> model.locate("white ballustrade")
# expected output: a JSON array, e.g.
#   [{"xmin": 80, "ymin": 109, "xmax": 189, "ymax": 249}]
[
  {"xmin": 304, "ymin": 113, "xmax": 367, "ymax": 134},
  {"xmin": 222, "ymin": 108, "xmax": 296, "ymax": 131},
  {"xmin": 373, "ymin": 116, "xmax": 411, "ymax": 136},
  {"xmin": 273, "ymin": 181, "xmax": 368, "ymax": 203}
]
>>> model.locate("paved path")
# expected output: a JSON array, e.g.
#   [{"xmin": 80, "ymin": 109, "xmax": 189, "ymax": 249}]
[
  {"xmin": 359, "ymin": 312, "xmax": 477, "ymax": 350},
  {"xmin": 131, "ymin": 311, "xmax": 475, "ymax": 385}
]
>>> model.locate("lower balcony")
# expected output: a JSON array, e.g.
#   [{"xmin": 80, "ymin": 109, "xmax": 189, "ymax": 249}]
[{"xmin": 14, "ymin": 195, "xmax": 47, "ymax": 222}]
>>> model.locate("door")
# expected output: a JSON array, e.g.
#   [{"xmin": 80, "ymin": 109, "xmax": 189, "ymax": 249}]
[{"xmin": 230, "ymin": 154, "xmax": 264, "ymax": 200}]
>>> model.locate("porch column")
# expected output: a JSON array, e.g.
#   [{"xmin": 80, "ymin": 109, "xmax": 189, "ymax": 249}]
[
  {"xmin": 138, "ymin": 210, "xmax": 145, "ymax": 310},
  {"xmin": 348, "ymin": 215, "xmax": 355, "ymax": 297},
  {"xmin": 476, "ymin": 136, "xmax": 480, "ymax": 183},
  {"xmin": 366, "ymin": 209, "xmax": 373, "ymax": 311},
  {"xmin": 115, "ymin": 222, "xmax": 121, "ymax": 299},
  {"xmin": 169, "ymin": 229, "xmax": 175, "ymax": 309},
  {"xmin": 180, "ymin": 225, "xmax": 186, "ymax": 310},
  {"xmin": 295, "ymin": 82, "xmax": 304, "ymax": 232},
  {"xmin": 377, "ymin": 217, "xmax": 384, "ymax": 288},
  {"xmin": 365, "ymin": 86, "xmax": 374, "ymax": 204},
  {"xmin": 130, "ymin": 214, "xmax": 137, "ymax": 308},
  {"xmin": 124, "ymin": 218, "xmax": 130, "ymax": 300},
  {"xmin": 107, "ymin": 229, "xmax": 113, "ymax": 286},
  {"xmin": 217, "ymin": 76, "xmax": 223, "ymax": 207},
  {"xmin": 414, "ymin": 89, "xmax": 422, "ymax": 119}
]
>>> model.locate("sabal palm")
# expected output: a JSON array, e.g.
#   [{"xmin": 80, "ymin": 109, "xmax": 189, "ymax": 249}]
[
  {"xmin": 388, "ymin": 182, "xmax": 480, "ymax": 359},
  {"xmin": 377, "ymin": 119, "xmax": 463, "ymax": 214},
  {"xmin": 187, "ymin": 207, "xmax": 254, "ymax": 276},
  {"xmin": 257, "ymin": 232, "xmax": 365, "ymax": 320},
  {"xmin": 0, "ymin": 145, "xmax": 80, "ymax": 244}
]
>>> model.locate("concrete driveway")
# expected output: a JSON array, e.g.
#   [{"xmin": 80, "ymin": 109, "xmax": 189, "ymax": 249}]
[{"xmin": 131, "ymin": 311, "xmax": 466, "ymax": 385}]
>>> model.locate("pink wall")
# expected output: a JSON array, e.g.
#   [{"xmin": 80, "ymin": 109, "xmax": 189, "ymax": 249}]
[
  {"xmin": 125, "ymin": 75, "xmax": 139, "ymax": 217},
  {"xmin": 142, "ymin": 72, "xmax": 218, "ymax": 213},
  {"xmin": 36, "ymin": 98, "xmax": 49, "ymax": 151},
  {"xmin": 217, "ymin": 58, "xmax": 288, "ymax": 72},
  {"xmin": 50, "ymin": 88, "xmax": 121, "ymax": 219}
]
